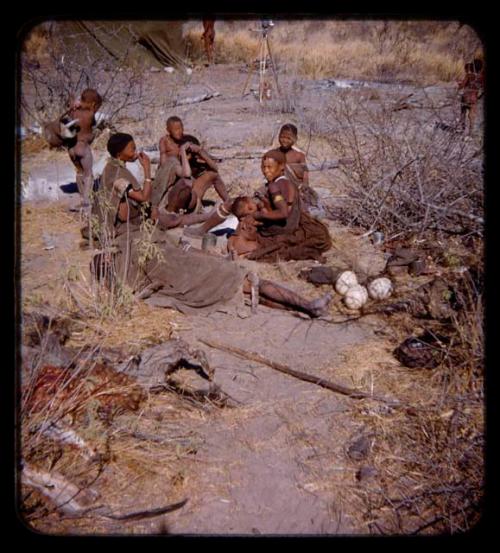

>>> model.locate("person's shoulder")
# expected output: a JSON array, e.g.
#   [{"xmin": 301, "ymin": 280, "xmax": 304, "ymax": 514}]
[
  {"xmin": 291, "ymin": 145, "xmax": 306, "ymax": 155},
  {"xmin": 269, "ymin": 177, "xmax": 289, "ymax": 191}
]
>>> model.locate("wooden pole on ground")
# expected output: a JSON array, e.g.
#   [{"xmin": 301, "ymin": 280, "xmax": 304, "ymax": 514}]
[{"xmin": 199, "ymin": 338, "xmax": 408, "ymax": 409}]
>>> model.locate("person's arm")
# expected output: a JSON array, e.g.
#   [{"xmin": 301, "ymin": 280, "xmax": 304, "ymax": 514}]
[
  {"xmin": 254, "ymin": 187, "xmax": 272, "ymax": 210},
  {"xmin": 187, "ymin": 143, "xmax": 219, "ymax": 172},
  {"xmin": 457, "ymin": 75, "xmax": 469, "ymax": 90},
  {"xmin": 301, "ymin": 153, "xmax": 310, "ymax": 187},
  {"xmin": 174, "ymin": 143, "xmax": 192, "ymax": 178},
  {"xmin": 254, "ymin": 182, "xmax": 291, "ymax": 222},
  {"xmin": 127, "ymin": 151, "xmax": 153, "ymax": 203}
]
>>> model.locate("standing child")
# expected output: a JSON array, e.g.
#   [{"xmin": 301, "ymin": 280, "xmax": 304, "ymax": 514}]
[
  {"xmin": 44, "ymin": 88, "xmax": 103, "ymax": 212},
  {"xmin": 201, "ymin": 18, "xmax": 215, "ymax": 65},
  {"xmin": 458, "ymin": 58, "xmax": 484, "ymax": 135}
]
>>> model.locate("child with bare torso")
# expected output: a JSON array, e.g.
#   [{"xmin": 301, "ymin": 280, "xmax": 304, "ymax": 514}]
[
  {"xmin": 159, "ymin": 116, "xmax": 229, "ymax": 213},
  {"xmin": 65, "ymin": 89, "xmax": 102, "ymax": 210},
  {"xmin": 458, "ymin": 58, "xmax": 484, "ymax": 135},
  {"xmin": 227, "ymin": 196, "xmax": 263, "ymax": 257},
  {"xmin": 273, "ymin": 124, "xmax": 320, "ymax": 211},
  {"xmin": 276, "ymin": 124, "xmax": 309, "ymax": 185}
]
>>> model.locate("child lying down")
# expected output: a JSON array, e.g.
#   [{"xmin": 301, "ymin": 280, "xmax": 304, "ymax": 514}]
[{"xmin": 227, "ymin": 196, "xmax": 263, "ymax": 257}]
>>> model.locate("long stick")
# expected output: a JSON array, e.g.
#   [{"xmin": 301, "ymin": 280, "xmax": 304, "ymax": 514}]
[{"xmin": 199, "ymin": 339, "xmax": 403, "ymax": 408}]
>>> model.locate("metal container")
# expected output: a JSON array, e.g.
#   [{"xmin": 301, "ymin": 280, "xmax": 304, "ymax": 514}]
[
  {"xmin": 201, "ymin": 233, "xmax": 217, "ymax": 251},
  {"xmin": 409, "ymin": 259, "xmax": 426, "ymax": 276},
  {"xmin": 371, "ymin": 231, "xmax": 385, "ymax": 246}
]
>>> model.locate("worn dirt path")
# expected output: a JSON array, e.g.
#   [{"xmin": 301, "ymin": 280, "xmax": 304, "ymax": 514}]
[
  {"xmin": 19, "ymin": 64, "xmax": 425, "ymax": 535},
  {"xmin": 159, "ymin": 306, "xmax": 375, "ymax": 535}
]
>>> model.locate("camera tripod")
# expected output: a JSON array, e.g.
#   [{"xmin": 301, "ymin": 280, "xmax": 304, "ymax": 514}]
[{"xmin": 242, "ymin": 26, "xmax": 281, "ymax": 103}]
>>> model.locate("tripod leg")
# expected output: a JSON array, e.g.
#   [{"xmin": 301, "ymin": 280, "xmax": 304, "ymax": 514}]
[
  {"xmin": 242, "ymin": 62, "xmax": 254, "ymax": 97},
  {"xmin": 266, "ymin": 35, "xmax": 281, "ymax": 96},
  {"xmin": 260, "ymin": 37, "xmax": 267, "ymax": 103},
  {"xmin": 259, "ymin": 38, "xmax": 267, "ymax": 103}
]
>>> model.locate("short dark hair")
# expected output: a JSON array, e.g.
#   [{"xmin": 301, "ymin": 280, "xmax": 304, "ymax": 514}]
[
  {"xmin": 166, "ymin": 116, "xmax": 183, "ymax": 127},
  {"xmin": 262, "ymin": 149, "xmax": 286, "ymax": 165},
  {"xmin": 107, "ymin": 132, "xmax": 134, "ymax": 158},
  {"xmin": 279, "ymin": 123, "xmax": 298, "ymax": 136},
  {"xmin": 231, "ymin": 196, "xmax": 253, "ymax": 218},
  {"xmin": 179, "ymin": 134, "xmax": 200, "ymax": 146},
  {"xmin": 81, "ymin": 88, "xmax": 102, "ymax": 107}
]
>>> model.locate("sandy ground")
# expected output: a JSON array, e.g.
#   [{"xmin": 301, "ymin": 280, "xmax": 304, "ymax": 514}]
[{"xmin": 19, "ymin": 63, "xmax": 475, "ymax": 536}]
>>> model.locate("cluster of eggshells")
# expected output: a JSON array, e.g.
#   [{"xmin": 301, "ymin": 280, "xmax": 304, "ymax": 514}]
[{"xmin": 335, "ymin": 271, "xmax": 393, "ymax": 309}]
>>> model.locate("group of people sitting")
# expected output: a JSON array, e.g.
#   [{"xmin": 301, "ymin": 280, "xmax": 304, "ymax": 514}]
[
  {"xmin": 99, "ymin": 115, "xmax": 331, "ymax": 263},
  {"xmin": 45, "ymin": 88, "xmax": 333, "ymax": 318}
]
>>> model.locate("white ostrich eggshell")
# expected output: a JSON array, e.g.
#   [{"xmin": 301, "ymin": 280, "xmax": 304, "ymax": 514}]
[
  {"xmin": 335, "ymin": 271, "xmax": 358, "ymax": 295},
  {"xmin": 343, "ymin": 284, "xmax": 368, "ymax": 309},
  {"xmin": 367, "ymin": 277, "xmax": 393, "ymax": 300}
]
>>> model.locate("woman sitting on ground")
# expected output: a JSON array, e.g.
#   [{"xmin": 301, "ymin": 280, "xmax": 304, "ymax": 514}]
[
  {"xmin": 186, "ymin": 150, "xmax": 332, "ymax": 262},
  {"xmin": 92, "ymin": 147, "xmax": 333, "ymax": 318},
  {"xmin": 94, "ymin": 132, "xmax": 212, "ymax": 240}
]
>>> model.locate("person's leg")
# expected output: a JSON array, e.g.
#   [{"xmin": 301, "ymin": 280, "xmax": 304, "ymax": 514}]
[
  {"xmin": 213, "ymin": 174, "xmax": 230, "ymax": 201},
  {"xmin": 468, "ymin": 103, "xmax": 477, "ymax": 135},
  {"xmin": 167, "ymin": 179, "xmax": 193, "ymax": 212},
  {"xmin": 78, "ymin": 142, "xmax": 94, "ymax": 207},
  {"xmin": 190, "ymin": 171, "xmax": 217, "ymax": 212},
  {"xmin": 459, "ymin": 104, "xmax": 468, "ymax": 132},
  {"xmin": 243, "ymin": 277, "xmax": 332, "ymax": 317},
  {"xmin": 69, "ymin": 142, "xmax": 93, "ymax": 208},
  {"xmin": 179, "ymin": 211, "xmax": 212, "ymax": 226},
  {"xmin": 183, "ymin": 200, "xmax": 233, "ymax": 237},
  {"xmin": 208, "ymin": 28, "xmax": 215, "ymax": 64}
]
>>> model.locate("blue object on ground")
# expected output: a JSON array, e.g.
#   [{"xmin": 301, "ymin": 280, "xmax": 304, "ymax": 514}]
[
  {"xmin": 60, "ymin": 178, "xmax": 100, "ymax": 194},
  {"xmin": 211, "ymin": 228, "xmax": 235, "ymax": 237}
]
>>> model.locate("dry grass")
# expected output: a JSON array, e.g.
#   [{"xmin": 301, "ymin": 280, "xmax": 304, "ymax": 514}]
[
  {"xmin": 184, "ymin": 20, "xmax": 483, "ymax": 85},
  {"xmin": 21, "ymin": 201, "xmax": 180, "ymax": 352}
]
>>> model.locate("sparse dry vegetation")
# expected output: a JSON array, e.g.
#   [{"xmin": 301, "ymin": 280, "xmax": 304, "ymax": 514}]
[
  {"xmin": 184, "ymin": 20, "xmax": 483, "ymax": 84},
  {"xmin": 18, "ymin": 19, "xmax": 485, "ymax": 536}
]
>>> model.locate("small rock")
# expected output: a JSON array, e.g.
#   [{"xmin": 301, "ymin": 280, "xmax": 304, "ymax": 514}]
[
  {"xmin": 356, "ymin": 465, "xmax": 378, "ymax": 482},
  {"xmin": 387, "ymin": 265, "xmax": 408, "ymax": 277},
  {"xmin": 347, "ymin": 435, "xmax": 373, "ymax": 461}
]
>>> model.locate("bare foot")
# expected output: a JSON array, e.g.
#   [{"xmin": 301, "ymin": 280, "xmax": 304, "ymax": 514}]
[
  {"xmin": 308, "ymin": 292, "xmax": 333, "ymax": 318},
  {"xmin": 194, "ymin": 197, "xmax": 203, "ymax": 214}
]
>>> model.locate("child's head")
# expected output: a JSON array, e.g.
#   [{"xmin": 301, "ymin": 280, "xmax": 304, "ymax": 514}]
[
  {"xmin": 166, "ymin": 116, "xmax": 184, "ymax": 141},
  {"xmin": 261, "ymin": 149, "xmax": 286, "ymax": 182},
  {"xmin": 231, "ymin": 196, "xmax": 258, "ymax": 219},
  {"xmin": 107, "ymin": 132, "xmax": 136, "ymax": 161},
  {"xmin": 179, "ymin": 134, "xmax": 200, "ymax": 147},
  {"xmin": 178, "ymin": 134, "xmax": 200, "ymax": 159},
  {"xmin": 278, "ymin": 123, "xmax": 298, "ymax": 150},
  {"xmin": 80, "ymin": 88, "xmax": 102, "ymax": 111}
]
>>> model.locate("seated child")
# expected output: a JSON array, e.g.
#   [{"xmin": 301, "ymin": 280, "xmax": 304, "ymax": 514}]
[
  {"xmin": 159, "ymin": 115, "xmax": 229, "ymax": 212},
  {"xmin": 227, "ymin": 196, "xmax": 263, "ymax": 257}
]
